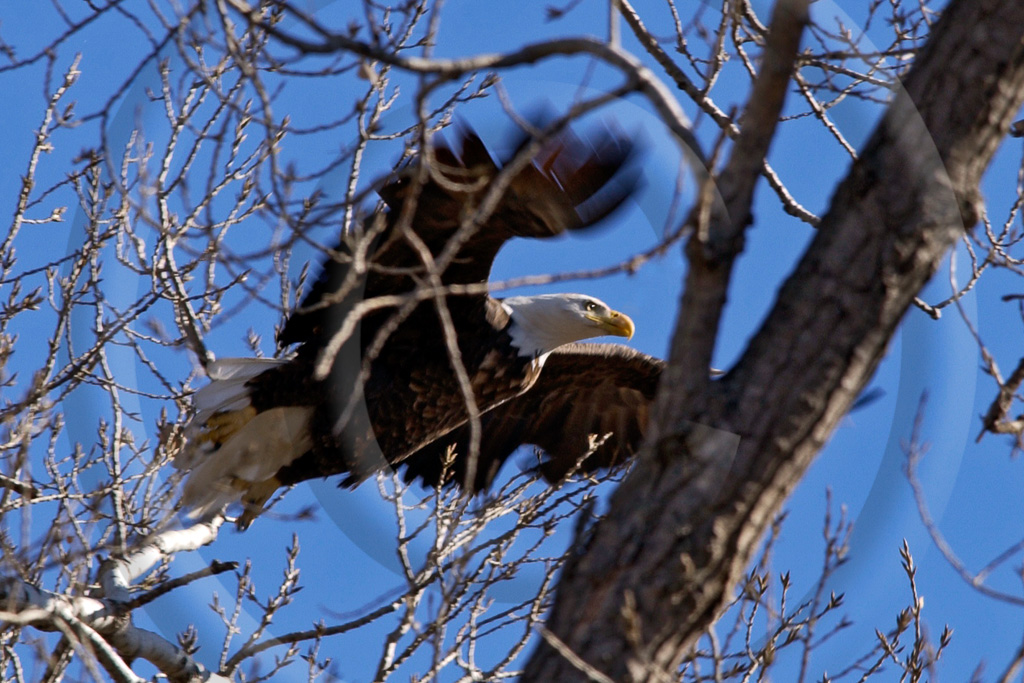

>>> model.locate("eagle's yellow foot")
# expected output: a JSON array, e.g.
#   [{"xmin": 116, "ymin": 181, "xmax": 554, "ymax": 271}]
[
  {"xmin": 236, "ymin": 476, "xmax": 281, "ymax": 530},
  {"xmin": 200, "ymin": 406, "xmax": 258, "ymax": 446}
]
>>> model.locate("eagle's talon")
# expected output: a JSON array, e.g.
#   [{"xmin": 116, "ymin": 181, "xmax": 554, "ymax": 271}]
[{"xmin": 235, "ymin": 476, "xmax": 282, "ymax": 529}]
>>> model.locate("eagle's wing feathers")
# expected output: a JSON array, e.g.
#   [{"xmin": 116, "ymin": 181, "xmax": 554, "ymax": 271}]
[
  {"xmin": 399, "ymin": 343, "xmax": 664, "ymax": 492},
  {"xmin": 463, "ymin": 124, "xmax": 639, "ymax": 248},
  {"xmin": 278, "ymin": 126, "xmax": 637, "ymax": 348}
]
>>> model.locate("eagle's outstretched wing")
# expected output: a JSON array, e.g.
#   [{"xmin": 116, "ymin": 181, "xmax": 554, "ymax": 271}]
[
  {"xmin": 278, "ymin": 125, "xmax": 639, "ymax": 348},
  {"xmin": 399, "ymin": 343, "xmax": 664, "ymax": 492}
]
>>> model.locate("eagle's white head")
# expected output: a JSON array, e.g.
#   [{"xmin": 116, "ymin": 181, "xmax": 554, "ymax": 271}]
[{"xmin": 502, "ymin": 293, "xmax": 635, "ymax": 359}]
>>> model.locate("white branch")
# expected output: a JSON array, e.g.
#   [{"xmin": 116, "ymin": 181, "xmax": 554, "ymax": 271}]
[{"xmin": 2, "ymin": 518, "xmax": 231, "ymax": 683}]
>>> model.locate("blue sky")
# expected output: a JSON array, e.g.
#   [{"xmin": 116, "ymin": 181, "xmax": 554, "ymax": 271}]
[{"xmin": 5, "ymin": 0, "xmax": 1024, "ymax": 680}]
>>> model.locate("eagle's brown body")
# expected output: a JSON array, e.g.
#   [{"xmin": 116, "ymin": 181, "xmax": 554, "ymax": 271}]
[{"xmin": 243, "ymin": 296, "xmax": 541, "ymax": 488}]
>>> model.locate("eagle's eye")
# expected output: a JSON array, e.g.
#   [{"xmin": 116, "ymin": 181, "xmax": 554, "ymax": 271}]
[{"xmin": 584, "ymin": 300, "xmax": 599, "ymax": 312}]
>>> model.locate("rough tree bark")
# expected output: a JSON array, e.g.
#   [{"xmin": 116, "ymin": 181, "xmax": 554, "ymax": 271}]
[{"xmin": 522, "ymin": 0, "xmax": 1024, "ymax": 680}]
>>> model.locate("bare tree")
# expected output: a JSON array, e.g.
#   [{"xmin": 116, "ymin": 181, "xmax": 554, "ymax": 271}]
[{"xmin": 2, "ymin": 0, "xmax": 1024, "ymax": 681}]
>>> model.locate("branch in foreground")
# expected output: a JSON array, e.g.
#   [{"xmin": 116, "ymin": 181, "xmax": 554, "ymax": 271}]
[{"xmin": 2, "ymin": 519, "xmax": 230, "ymax": 683}]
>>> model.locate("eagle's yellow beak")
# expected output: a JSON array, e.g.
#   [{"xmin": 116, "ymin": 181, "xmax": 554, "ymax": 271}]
[{"xmin": 588, "ymin": 309, "xmax": 635, "ymax": 340}]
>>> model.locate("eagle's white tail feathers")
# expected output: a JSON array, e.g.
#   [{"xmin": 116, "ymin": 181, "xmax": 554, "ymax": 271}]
[
  {"xmin": 177, "ymin": 357, "xmax": 307, "ymax": 520},
  {"xmin": 193, "ymin": 357, "xmax": 286, "ymax": 417},
  {"xmin": 180, "ymin": 406, "xmax": 314, "ymax": 519},
  {"xmin": 176, "ymin": 358, "xmax": 285, "ymax": 472},
  {"xmin": 209, "ymin": 357, "xmax": 286, "ymax": 381}
]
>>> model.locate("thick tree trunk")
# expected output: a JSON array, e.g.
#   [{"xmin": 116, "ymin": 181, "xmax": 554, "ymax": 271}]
[{"xmin": 522, "ymin": 1, "xmax": 1024, "ymax": 680}]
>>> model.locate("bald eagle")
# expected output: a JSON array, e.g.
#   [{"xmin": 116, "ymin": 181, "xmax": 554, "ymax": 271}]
[{"xmin": 175, "ymin": 124, "xmax": 663, "ymax": 527}]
